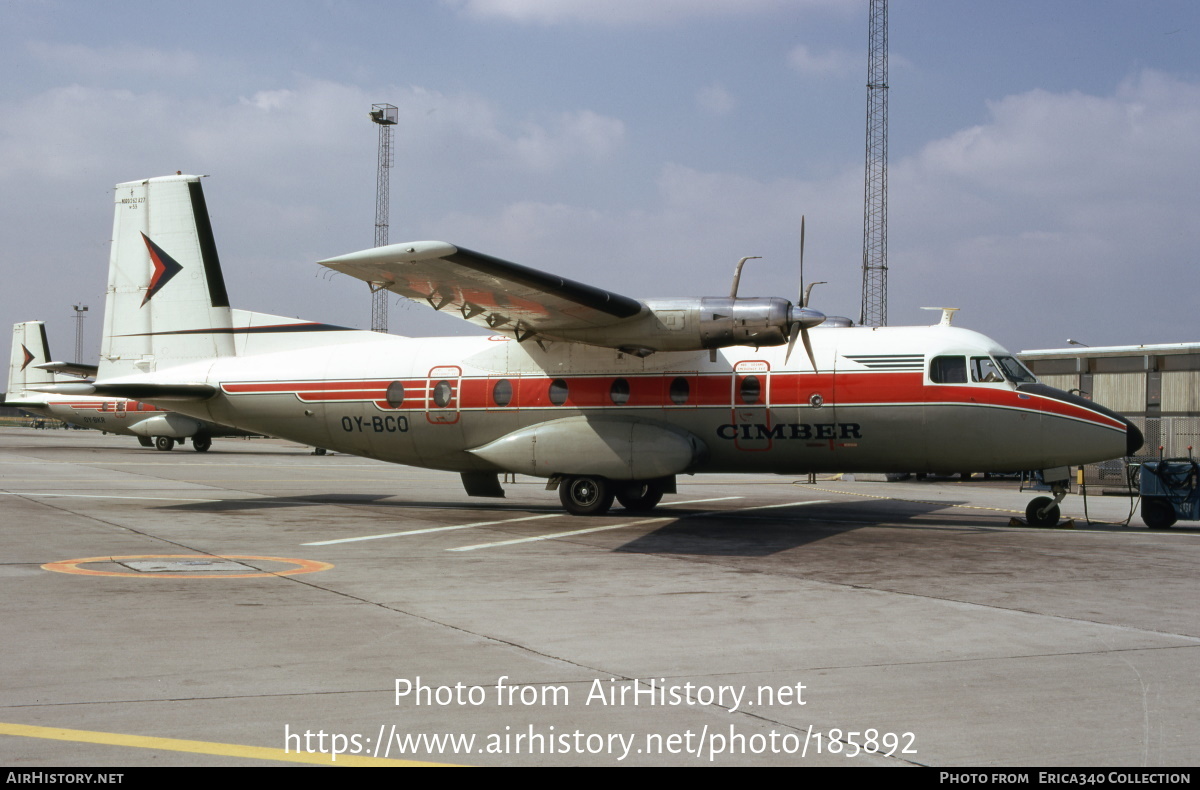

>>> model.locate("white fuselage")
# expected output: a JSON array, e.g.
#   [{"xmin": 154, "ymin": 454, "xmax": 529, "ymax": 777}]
[{"xmin": 121, "ymin": 324, "xmax": 1133, "ymax": 477}]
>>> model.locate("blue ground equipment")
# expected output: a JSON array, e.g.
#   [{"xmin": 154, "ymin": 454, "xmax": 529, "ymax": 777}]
[{"xmin": 1139, "ymin": 458, "xmax": 1200, "ymax": 529}]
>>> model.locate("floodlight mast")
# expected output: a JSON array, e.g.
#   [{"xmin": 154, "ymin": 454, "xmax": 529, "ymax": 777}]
[
  {"xmin": 860, "ymin": 0, "xmax": 888, "ymax": 328},
  {"xmin": 370, "ymin": 103, "xmax": 398, "ymax": 333}
]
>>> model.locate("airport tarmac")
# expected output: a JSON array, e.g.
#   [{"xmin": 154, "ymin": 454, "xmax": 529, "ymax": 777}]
[{"xmin": 0, "ymin": 427, "xmax": 1197, "ymax": 767}]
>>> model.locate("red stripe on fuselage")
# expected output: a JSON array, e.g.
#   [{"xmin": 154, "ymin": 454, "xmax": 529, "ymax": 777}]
[{"xmin": 219, "ymin": 370, "xmax": 1127, "ymax": 433}]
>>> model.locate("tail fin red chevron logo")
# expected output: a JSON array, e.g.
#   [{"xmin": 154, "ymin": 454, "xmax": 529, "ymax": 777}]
[
  {"xmin": 140, "ymin": 233, "xmax": 183, "ymax": 306},
  {"xmin": 20, "ymin": 344, "xmax": 33, "ymax": 371}
]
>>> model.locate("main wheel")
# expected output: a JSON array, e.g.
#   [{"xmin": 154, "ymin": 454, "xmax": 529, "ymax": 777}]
[
  {"xmin": 559, "ymin": 476, "xmax": 614, "ymax": 516},
  {"xmin": 154, "ymin": 436, "xmax": 175, "ymax": 452},
  {"xmin": 1025, "ymin": 496, "xmax": 1060, "ymax": 527},
  {"xmin": 615, "ymin": 480, "xmax": 664, "ymax": 513},
  {"xmin": 1141, "ymin": 497, "xmax": 1177, "ymax": 529},
  {"xmin": 137, "ymin": 436, "xmax": 153, "ymax": 448},
  {"xmin": 192, "ymin": 435, "xmax": 212, "ymax": 452}
]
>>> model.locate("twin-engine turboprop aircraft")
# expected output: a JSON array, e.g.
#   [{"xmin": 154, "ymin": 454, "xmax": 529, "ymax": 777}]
[
  {"xmin": 4, "ymin": 320, "xmax": 248, "ymax": 451},
  {"xmin": 39, "ymin": 174, "xmax": 1142, "ymax": 522}
]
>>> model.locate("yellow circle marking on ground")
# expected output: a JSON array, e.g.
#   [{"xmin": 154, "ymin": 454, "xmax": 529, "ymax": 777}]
[{"xmin": 42, "ymin": 554, "xmax": 333, "ymax": 579}]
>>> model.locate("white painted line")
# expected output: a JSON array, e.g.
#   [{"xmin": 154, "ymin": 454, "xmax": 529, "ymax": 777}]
[
  {"xmin": 449, "ymin": 517, "xmax": 671, "ymax": 551},
  {"xmin": 0, "ymin": 492, "xmax": 222, "ymax": 503},
  {"xmin": 303, "ymin": 514, "xmax": 561, "ymax": 545},
  {"xmin": 658, "ymin": 496, "xmax": 743, "ymax": 507},
  {"xmin": 450, "ymin": 499, "xmax": 832, "ymax": 552},
  {"xmin": 301, "ymin": 497, "xmax": 741, "ymax": 545}
]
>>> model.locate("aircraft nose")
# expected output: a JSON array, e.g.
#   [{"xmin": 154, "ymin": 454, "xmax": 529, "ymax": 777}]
[{"xmin": 1123, "ymin": 418, "xmax": 1144, "ymax": 457}]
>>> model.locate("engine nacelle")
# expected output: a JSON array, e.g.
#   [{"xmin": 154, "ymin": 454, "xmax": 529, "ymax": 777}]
[
  {"xmin": 467, "ymin": 416, "xmax": 707, "ymax": 480},
  {"xmin": 548, "ymin": 297, "xmax": 822, "ymax": 356},
  {"xmin": 126, "ymin": 413, "xmax": 203, "ymax": 439}
]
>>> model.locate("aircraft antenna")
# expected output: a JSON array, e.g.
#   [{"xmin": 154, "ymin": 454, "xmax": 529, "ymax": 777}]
[
  {"xmin": 859, "ymin": 0, "xmax": 888, "ymax": 327},
  {"xmin": 369, "ymin": 103, "xmax": 398, "ymax": 333}
]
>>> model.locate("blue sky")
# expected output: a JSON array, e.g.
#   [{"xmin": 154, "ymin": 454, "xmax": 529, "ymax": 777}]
[{"xmin": 3, "ymin": 0, "xmax": 1199, "ymax": 359}]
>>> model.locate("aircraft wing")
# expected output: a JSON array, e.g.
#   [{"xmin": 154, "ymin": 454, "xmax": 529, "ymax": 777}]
[{"xmin": 318, "ymin": 242, "xmax": 646, "ymax": 341}]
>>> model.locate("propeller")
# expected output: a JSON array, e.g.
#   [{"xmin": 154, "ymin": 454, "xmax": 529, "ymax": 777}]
[{"xmin": 785, "ymin": 216, "xmax": 826, "ymax": 369}]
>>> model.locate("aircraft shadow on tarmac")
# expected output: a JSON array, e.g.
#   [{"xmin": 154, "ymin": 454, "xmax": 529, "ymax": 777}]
[{"xmin": 155, "ymin": 493, "xmax": 1002, "ymax": 557}]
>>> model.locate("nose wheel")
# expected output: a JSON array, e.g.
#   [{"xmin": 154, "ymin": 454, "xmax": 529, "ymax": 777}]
[{"xmin": 1025, "ymin": 481, "xmax": 1069, "ymax": 527}]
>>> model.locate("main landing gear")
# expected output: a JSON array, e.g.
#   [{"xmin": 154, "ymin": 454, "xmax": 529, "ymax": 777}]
[{"xmin": 555, "ymin": 476, "xmax": 669, "ymax": 516}]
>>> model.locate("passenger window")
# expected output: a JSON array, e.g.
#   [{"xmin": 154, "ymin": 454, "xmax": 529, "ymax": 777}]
[
  {"xmin": 609, "ymin": 378, "xmax": 630, "ymax": 405},
  {"xmin": 432, "ymin": 380, "xmax": 453, "ymax": 407},
  {"xmin": 492, "ymin": 379, "xmax": 513, "ymax": 407},
  {"xmin": 386, "ymin": 381, "xmax": 405, "ymax": 408},
  {"xmin": 669, "ymin": 377, "xmax": 690, "ymax": 405},
  {"xmin": 549, "ymin": 379, "xmax": 569, "ymax": 406},
  {"xmin": 739, "ymin": 375, "xmax": 761, "ymax": 405},
  {"xmin": 930, "ymin": 356, "xmax": 967, "ymax": 383}
]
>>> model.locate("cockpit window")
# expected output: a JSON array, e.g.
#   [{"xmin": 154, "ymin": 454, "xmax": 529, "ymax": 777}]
[
  {"xmin": 930, "ymin": 356, "xmax": 967, "ymax": 383},
  {"xmin": 971, "ymin": 357, "xmax": 1005, "ymax": 383},
  {"xmin": 995, "ymin": 356, "xmax": 1036, "ymax": 383}
]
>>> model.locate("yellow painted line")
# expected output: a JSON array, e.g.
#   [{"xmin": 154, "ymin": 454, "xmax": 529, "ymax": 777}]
[
  {"xmin": 42, "ymin": 554, "xmax": 333, "ymax": 579},
  {"xmin": 0, "ymin": 722, "xmax": 457, "ymax": 767}
]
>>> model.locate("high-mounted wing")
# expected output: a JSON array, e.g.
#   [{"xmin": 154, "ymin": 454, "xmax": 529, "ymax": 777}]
[
  {"xmin": 319, "ymin": 242, "xmax": 645, "ymax": 343},
  {"xmin": 318, "ymin": 241, "xmax": 824, "ymax": 357}
]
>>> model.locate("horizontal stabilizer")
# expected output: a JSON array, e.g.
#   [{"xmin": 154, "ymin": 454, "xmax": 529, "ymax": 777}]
[
  {"xmin": 2, "ymin": 398, "xmax": 50, "ymax": 409},
  {"xmin": 34, "ymin": 361, "xmax": 99, "ymax": 378},
  {"xmin": 32, "ymin": 382, "xmax": 217, "ymax": 401}
]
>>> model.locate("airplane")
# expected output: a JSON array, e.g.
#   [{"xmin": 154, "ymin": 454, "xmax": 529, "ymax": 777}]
[
  {"xmin": 37, "ymin": 173, "xmax": 1143, "ymax": 524},
  {"xmin": 4, "ymin": 320, "xmax": 248, "ymax": 451}
]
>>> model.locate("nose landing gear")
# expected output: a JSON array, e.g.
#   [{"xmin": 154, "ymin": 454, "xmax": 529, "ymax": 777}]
[{"xmin": 1025, "ymin": 470, "xmax": 1070, "ymax": 527}]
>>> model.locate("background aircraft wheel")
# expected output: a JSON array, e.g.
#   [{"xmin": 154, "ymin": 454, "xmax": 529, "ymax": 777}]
[
  {"xmin": 1025, "ymin": 496, "xmax": 1060, "ymax": 527},
  {"xmin": 154, "ymin": 436, "xmax": 175, "ymax": 452},
  {"xmin": 1141, "ymin": 497, "xmax": 1177, "ymax": 529},
  {"xmin": 559, "ymin": 475, "xmax": 614, "ymax": 516},
  {"xmin": 314, "ymin": 448, "xmax": 327, "ymax": 456},
  {"xmin": 137, "ymin": 436, "xmax": 153, "ymax": 448},
  {"xmin": 615, "ymin": 480, "xmax": 664, "ymax": 512},
  {"xmin": 192, "ymin": 435, "xmax": 212, "ymax": 452}
]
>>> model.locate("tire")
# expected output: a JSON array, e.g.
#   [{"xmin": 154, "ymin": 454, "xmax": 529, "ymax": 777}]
[
  {"xmin": 192, "ymin": 435, "xmax": 212, "ymax": 452},
  {"xmin": 137, "ymin": 436, "xmax": 153, "ymax": 448},
  {"xmin": 1025, "ymin": 496, "xmax": 1060, "ymax": 527},
  {"xmin": 615, "ymin": 480, "xmax": 664, "ymax": 512},
  {"xmin": 314, "ymin": 448, "xmax": 327, "ymax": 456},
  {"xmin": 154, "ymin": 436, "xmax": 174, "ymax": 452},
  {"xmin": 1141, "ymin": 497, "xmax": 1177, "ymax": 529},
  {"xmin": 559, "ymin": 476, "xmax": 614, "ymax": 516}
]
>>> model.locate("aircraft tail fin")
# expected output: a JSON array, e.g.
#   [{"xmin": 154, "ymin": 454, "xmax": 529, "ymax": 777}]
[
  {"xmin": 7, "ymin": 321, "xmax": 57, "ymax": 401},
  {"xmin": 100, "ymin": 175, "xmax": 236, "ymax": 379}
]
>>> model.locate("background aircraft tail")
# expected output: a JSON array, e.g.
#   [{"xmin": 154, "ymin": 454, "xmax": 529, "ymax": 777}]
[
  {"xmin": 6, "ymin": 321, "xmax": 57, "ymax": 402},
  {"xmin": 99, "ymin": 174, "xmax": 384, "ymax": 380}
]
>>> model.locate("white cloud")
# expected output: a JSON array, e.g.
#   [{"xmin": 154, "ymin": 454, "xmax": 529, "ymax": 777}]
[
  {"xmin": 25, "ymin": 41, "xmax": 202, "ymax": 78},
  {"xmin": 445, "ymin": 0, "xmax": 847, "ymax": 25},
  {"xmin": 889, "ymin": 70, "xmax": 1200, "ymax": 347},
  {"xmin": 786, "ymin": 44, "xmax": 858, "ymax": 78},
  {"xmin": 696, "ymin": 83, "xmax": 736, "ymax": 116}
]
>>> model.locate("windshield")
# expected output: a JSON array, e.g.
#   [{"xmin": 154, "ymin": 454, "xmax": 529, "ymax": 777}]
[{"xmin": 995, "ymin": 356, "xmax": 1037, "ymax": 383}]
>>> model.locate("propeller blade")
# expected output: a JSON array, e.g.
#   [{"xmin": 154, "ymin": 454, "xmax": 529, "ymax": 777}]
[
  {"xmin": 798, "ymin": 216, "xmax": 806, "ymax": 306},
  {"xmin": 784, "ymin": 323, "xmax": 800, "ymax": 364},
  {"xmin": 802, "ymin": 325, "xmax": 817, "ymax": 371}
]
